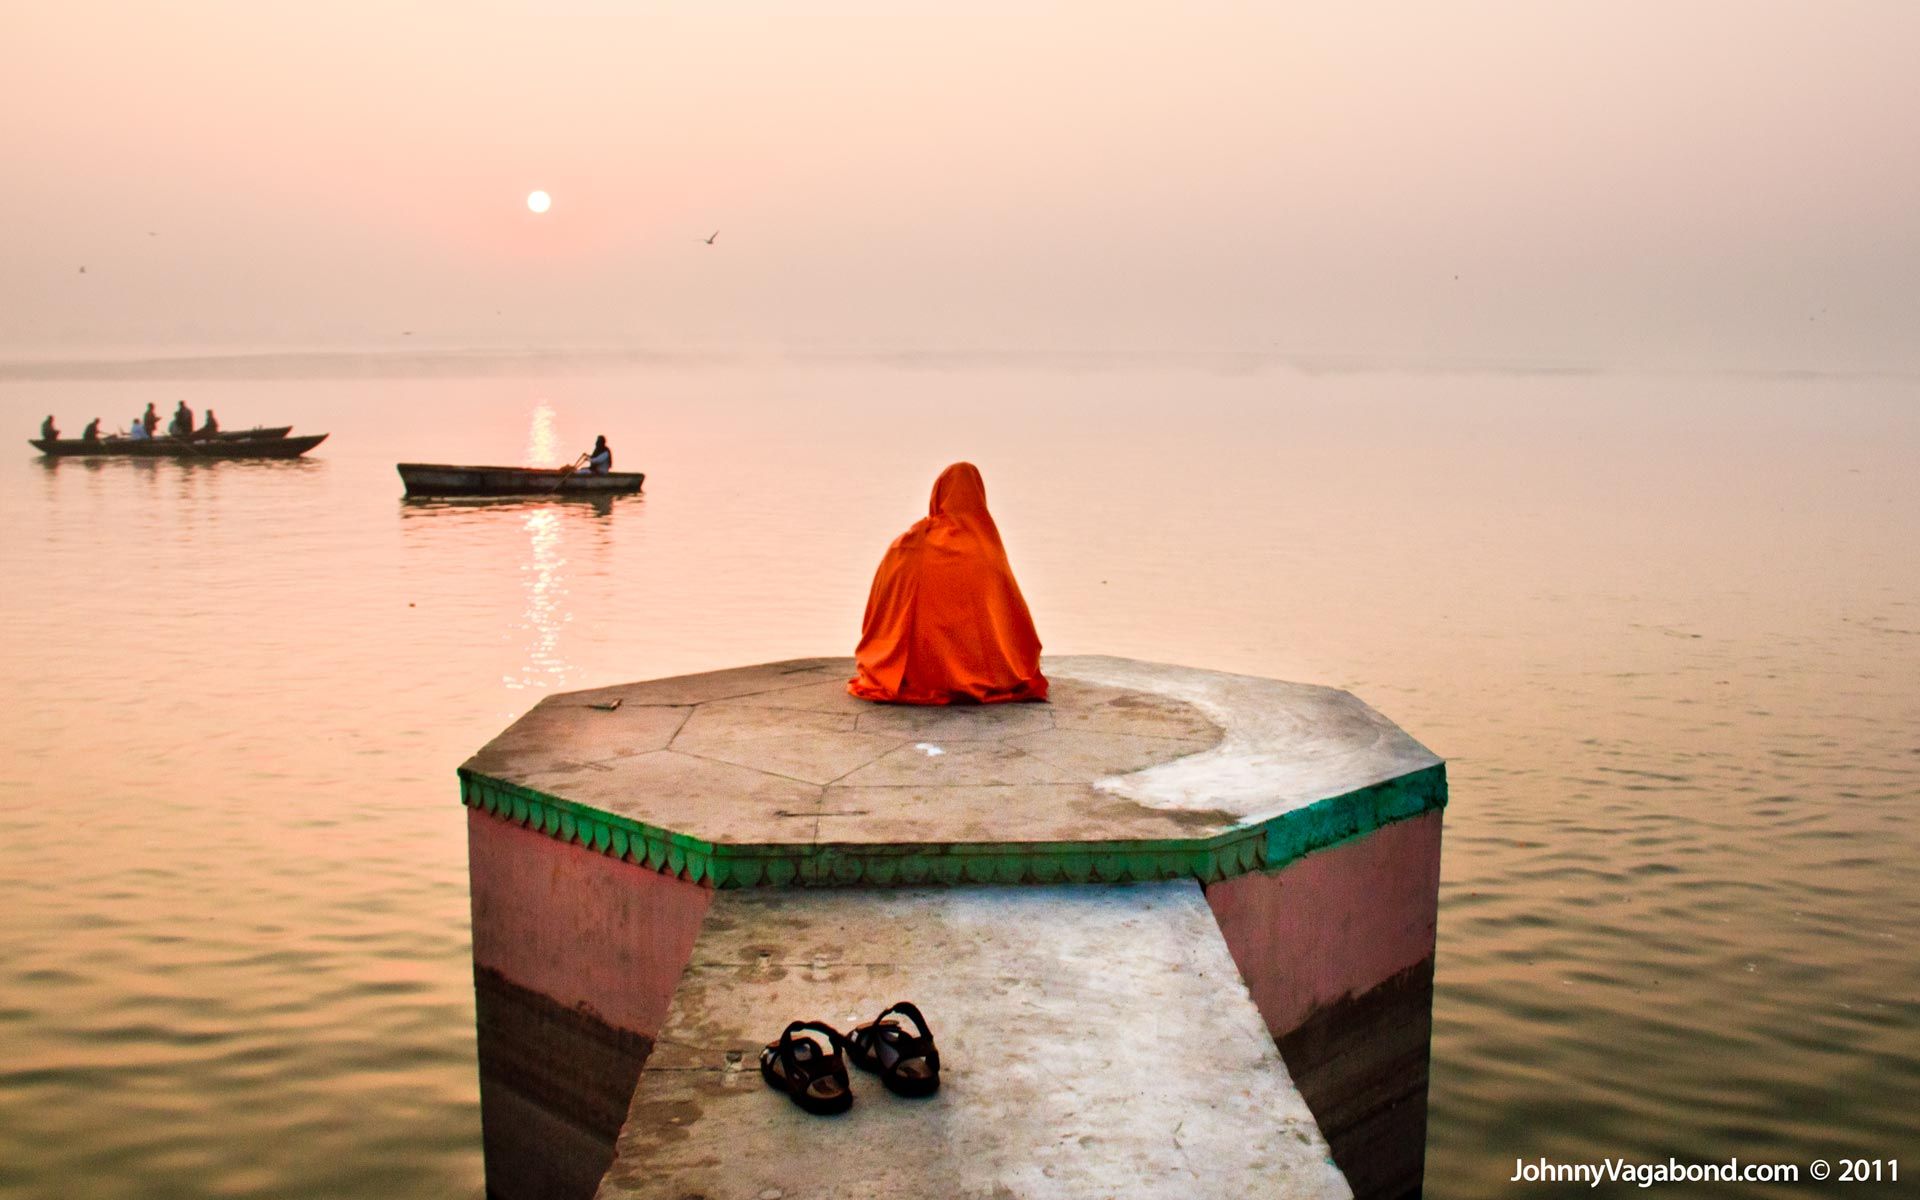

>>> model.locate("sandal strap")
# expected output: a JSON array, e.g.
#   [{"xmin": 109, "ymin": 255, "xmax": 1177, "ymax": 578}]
[
  {"xmin": 862, "ymin": 1004, "xmax": 939, "ymax": 1075},
  {"xmin": 869, "ymin": 1023, "xmax": 936, "ymax": 1061},
  {"xmin": 875, "ymin": 1001, "xmax": 933, "ymax": 1042},
  {"xmin": 777, "ymin": 1021, "xmax": 847, "ymax": 1089}
]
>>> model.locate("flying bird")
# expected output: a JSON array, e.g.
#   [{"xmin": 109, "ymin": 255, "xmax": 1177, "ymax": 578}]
[{"xmin": 702, "ymin": 230, "xmax": 719, "ymax": 245}]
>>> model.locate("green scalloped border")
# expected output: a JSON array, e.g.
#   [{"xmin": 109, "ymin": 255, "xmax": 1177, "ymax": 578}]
[{"xmin": 457, "ymin": 763, "xmax": 1446, "ymax": 889}]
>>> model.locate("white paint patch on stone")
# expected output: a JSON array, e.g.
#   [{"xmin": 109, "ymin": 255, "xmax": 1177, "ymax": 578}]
[
  {"xmin": 913, "ymin": 742, "xmax": 945, "ymax": 756},
  {"xmin": 1047, "ymin": 655, "xmax": 1441, "ymax": 818}
]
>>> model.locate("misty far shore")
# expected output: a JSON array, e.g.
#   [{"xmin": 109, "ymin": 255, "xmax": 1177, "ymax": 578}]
[{"xmin": 3, "ymin": 346, "xmax": 1914, "ymax": 383}]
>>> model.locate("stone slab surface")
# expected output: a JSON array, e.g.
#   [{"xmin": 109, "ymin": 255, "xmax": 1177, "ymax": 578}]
[
  {"xmin": 460, "ymin": 656, "xmax": 1445, "ymax": 887},
  {"xmin": 594, "ymin": 884, "xmax": 1352, "ymax": 1200}
]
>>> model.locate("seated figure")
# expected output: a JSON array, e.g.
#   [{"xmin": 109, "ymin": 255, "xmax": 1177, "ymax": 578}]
[
  {"xmin": 848, "ymin": 462, "xmax": 1049, "ymax": 705},
  {"xmin": 576, "ymin": 435, "xmax": 612, "ymax": 475}
]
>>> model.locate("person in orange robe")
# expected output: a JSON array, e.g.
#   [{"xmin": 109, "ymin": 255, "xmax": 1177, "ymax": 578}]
[{"xmin": 848, "ymin": 462, "xmax": 1049, "ymax": 705}]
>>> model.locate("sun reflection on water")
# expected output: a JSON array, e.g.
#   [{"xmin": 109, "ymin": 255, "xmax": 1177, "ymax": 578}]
[
  {"xmin": 502, "ymin": 400, "xmax": 574, "ymax": 692},
  {"xmin": 506, "ymin": 506, "xmax": 570, "ymax": 693}
]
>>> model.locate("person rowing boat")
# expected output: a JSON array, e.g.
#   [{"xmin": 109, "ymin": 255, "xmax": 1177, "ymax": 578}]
[{"xmin": 574, "ymin": 435, "xmax": 612, "ymax": 475}]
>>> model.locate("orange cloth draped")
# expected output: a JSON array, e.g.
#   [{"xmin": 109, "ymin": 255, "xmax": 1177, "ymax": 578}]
[{"xmin": 848, "ymin": 463, "xmax": 1049, "ymax": 705}]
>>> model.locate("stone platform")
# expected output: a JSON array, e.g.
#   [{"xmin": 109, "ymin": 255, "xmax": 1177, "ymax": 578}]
[
  {"xmin": 462, "ymin": 656, "xmax": 1446, "ymax": 1200},
  {"xmin": 461, "ymin": 656, "xmax": 1443, "ymax": 889}
]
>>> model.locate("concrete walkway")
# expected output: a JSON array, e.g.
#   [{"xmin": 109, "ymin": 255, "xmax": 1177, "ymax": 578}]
[{"xmin": 594, "ymin": 883, "xmax": 1352, "ymax": 1200}]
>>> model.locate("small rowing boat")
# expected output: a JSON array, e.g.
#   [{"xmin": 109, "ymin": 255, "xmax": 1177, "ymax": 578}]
[
  {"xmin": 31, "ymin": 433, "xmax": 329, "ymax": 459},
  {"xmin": 397, "ymin": 462, "xmax": 646, "ymax": 498}
]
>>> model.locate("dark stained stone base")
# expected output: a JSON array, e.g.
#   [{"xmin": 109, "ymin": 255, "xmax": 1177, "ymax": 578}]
[
  {"xmin": 475, "ymin": 967, "xmax": 653, "ymax": 1200},
  {"xmin": 1274, "ymin": 956, "xmax": 1436, "ymax": 1200}
]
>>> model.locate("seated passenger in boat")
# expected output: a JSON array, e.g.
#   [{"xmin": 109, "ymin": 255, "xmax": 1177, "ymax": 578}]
[
  {"xmin": 82, "ymin": 418, "xmax": 101, "ymax": 442},
  {"xmin": 169, "ymin": 401, "xmax": 195, "ymax": 439},
  {"xmin": 41, "ymin": 415, "xmax": 58, "ymax": 440},
  {"xmin": 201, "ymin": 410, "xmax": 219, "ymax": 435},
  {"xmin": 576, "ymin": 435, "xmax": 612, "ymax": 475},
  {"xmin": 129, "ymin": 417, "xmax": 150, "ymax": 441},
  {"xmin": 848, "ymin": 462, "xmax": 1049, "ymax": 705}
]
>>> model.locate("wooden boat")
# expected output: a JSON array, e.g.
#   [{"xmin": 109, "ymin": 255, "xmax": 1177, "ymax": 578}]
[
  {"xmin": 397, "ymin": 462, "xmax": 646, "ymax": 498},
  {"xmin": 206, "ymin": 425, "xmax": 294, "ymax": 441},
  {"xmin": 77, "ymin": 424, "xmax": 293, "ymax": 442},
  {"xmin": 31, "ymin": 433, "xmax": 328, "ymax": 459}
]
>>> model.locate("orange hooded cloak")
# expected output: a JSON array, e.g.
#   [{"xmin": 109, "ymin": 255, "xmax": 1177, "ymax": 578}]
[{"xmin": 848, "ymin": 463, "xmax": 1049, "ymax": 705}]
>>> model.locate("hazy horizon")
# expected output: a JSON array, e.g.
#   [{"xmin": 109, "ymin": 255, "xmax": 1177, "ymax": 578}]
[{"xmin": 5, "ymin": 1, "xmax": 1917, "ymax": 372}]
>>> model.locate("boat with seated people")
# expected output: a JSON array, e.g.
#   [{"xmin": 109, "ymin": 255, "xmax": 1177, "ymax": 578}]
[
  {"xmin": 31, "ymin": 432, "xmax": 327, "ymax": 459},
  {"xmin": 397, "ymin": 462, "xmax": 645, "ymax": 498}
]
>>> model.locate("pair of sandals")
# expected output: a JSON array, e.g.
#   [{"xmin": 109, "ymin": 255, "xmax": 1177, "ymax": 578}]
[{"xmin": 758, "ymin": 1001, "xmax": 941, "ymax": 1115}]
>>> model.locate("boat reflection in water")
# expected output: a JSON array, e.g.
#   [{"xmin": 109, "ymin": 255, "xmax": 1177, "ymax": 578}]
[{"xmin": 400, "ymin": 491, "xmax": 629, "ymax": 518}]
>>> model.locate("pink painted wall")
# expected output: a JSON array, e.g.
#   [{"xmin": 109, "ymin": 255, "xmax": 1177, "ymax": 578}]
[
  {"xmin": 1205, "ymin": 810, "xmax": 1443, "ymax": 1037},
  {"xmin": 467, "ymin": 810, "xmax": 713, "ymax": 1038}
]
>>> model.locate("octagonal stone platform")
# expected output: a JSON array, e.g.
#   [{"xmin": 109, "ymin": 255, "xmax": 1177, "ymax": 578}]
[
  {"xmin": 459, "ymin": 655, "xmax": 1445, "ymax": 889},
  {"xmin": 463, "ymin": 656, "xmax": 1448, "ymax": 1200}
]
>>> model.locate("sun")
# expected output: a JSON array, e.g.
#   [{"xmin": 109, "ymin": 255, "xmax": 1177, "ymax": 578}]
[{"xmin": 526, "ymin": 190, "xmax": 552, "ymax": 214}]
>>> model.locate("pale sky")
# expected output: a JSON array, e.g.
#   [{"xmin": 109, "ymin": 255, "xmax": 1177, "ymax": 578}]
[{"xmin": 3, "ymin": 1, "xmax": 1916, "ymax": 370}]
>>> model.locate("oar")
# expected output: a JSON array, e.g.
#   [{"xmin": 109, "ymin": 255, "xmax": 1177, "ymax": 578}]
[{"xmin": 545, "ymin": 453, "xmax": 589, "ymax": 492}]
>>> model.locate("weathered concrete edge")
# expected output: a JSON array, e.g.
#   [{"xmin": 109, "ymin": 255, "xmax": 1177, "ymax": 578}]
[{"xmin": 456, "ymin": 761, "xmax": 1446, "ymax": 888}]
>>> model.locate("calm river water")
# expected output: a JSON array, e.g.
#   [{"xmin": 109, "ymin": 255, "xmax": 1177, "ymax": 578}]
[{"xmin": 1, "ymin": 359, "xmax": 1915, "ymax": 1198}]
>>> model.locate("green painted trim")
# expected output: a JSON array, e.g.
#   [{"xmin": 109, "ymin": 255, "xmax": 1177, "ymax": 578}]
[
  {"xmin": 1257, "ymin": 764, "xmax": 1447, "ymax": 868},
  {"xmin": 456, "ymin": 761, "xmax": 1447, "ymax": 890}
]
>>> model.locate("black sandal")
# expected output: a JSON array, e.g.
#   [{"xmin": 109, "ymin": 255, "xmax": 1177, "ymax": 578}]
[
  {"xmin": 759, "ymin": 1021, "xmax": 854, "ymax": 1115},
  {"xmin": 849, "ymin": 1002, "xmax": 941, "ymax": 1097}
]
